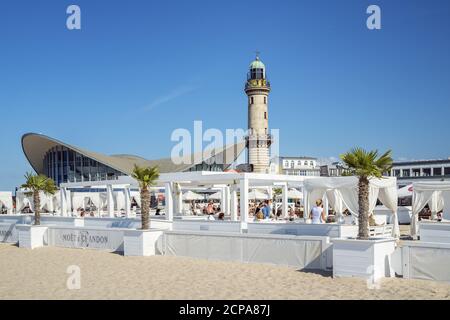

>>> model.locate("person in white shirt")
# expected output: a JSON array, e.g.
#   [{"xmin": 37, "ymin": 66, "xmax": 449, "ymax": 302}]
[{"xmin": 310, "ymin": 199, "xmax": 326, "ymax": 224}]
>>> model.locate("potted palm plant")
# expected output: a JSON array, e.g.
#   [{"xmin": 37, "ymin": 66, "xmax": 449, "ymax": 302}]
[
  {"xmin": 17, "ymin": 172, "xmax": 57, "ymax": 249},
  {"xmin": 332, "ymin": 148, "xmax": 397, "ymax": 282},
  {"xmin": 123, "ymin": 165, "xmax": 163, "ymax": 256}
]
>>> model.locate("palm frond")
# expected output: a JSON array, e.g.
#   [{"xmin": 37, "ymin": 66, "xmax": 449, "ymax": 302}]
[
  {"xmin": 131, "ymin": 164, "xmax": 160, "ymax": 189},
  {"xmin": 340, "ymin": 148, "xmax": 393, "ymax": 179}
]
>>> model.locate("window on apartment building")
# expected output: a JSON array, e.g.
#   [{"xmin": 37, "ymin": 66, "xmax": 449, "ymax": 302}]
[
  {"xmin": 264, "ymin": 112, "xmax": 267, "ymax": 119},
  {"xmin": 433, "ymin": 168, "xmax": 442, "ymax": 176},
  {"xmin": 445, "ymin": 167, "xmax": 450, "ymax": 175},
  {"xmin": 423, "ymin": 168, "xmax": 431, "ymax": 176},
  {"xmin": 393, "ymin": 170, "xmax": 401, "ymax": 177},
  {"xmin": 412, "ymin": 169, "xmax": 420, "ymax": 177},
  {"xmin": 402, "ymin": 169, "xmax": 410, "ymax": 177}
]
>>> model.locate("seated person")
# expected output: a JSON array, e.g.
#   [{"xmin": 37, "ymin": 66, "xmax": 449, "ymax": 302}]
[
  {"xmin": 369, "ymin": 213, "xmax": 385, "ymax": 226},
  {"xmin": 218, "ymin": 212, "xmax": 225, "ymax": 220},
  {"xmin": 256, "ymin": 211, "xmax": 264, "ymax": 220}
]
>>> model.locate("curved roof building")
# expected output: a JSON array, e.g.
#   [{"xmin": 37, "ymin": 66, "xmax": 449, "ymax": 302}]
[{"xmin": 22, "ymin": 133, "xmax": 245, "ymax": 185}]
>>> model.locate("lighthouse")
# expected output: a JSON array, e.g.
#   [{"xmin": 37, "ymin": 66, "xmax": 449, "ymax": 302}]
[{"xmin": 245, "ymin": 54, "xmax": 271, "ymax": 173}]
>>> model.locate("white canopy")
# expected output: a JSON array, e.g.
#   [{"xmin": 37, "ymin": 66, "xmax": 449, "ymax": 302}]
[
  {"xmin": 16, "ymin": 190, "xmax": 57, "ymax": 213},
  {"xmin": 183, "ymin": 190, "xmax": 204, "ymax": 201},
  {"xmin": 398, "ymin": 184, "xmax": 413, "ymax": 198},
  {"xmin": 410, "ymin": 181, "xmax": 450, "ymax": 238},
  {"xmin": 0, "ymin": 192, "xmax": 13, "ymax": 214},
  {"xmin": 276, "ymin": 188, "xmax": 303, "ymax": 200},
  {"xmin": 208, "ymin": 191, "xmax": 222, "ymax": 200},
  {"xmin": 71, "ymin": 192, "xmax": 106, "ymax": 212},
  {"xmin": 248, "ymin": 189, "xmax": 270, "ymax": 200},
  {"xmin": 303, "ymin": 176, "xmax": 399, "ymax": 238}
]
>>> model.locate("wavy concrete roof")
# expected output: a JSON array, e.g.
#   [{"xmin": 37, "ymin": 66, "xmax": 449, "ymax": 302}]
[{"xmin": 22, "ymin": 133, "xmax": 246, "ymax": 176}]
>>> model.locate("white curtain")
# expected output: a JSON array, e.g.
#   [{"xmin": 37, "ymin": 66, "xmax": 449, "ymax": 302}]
[
  {"xmin": 430, "ymin": 191, "xmax": 444, "ymax": 219},
  {"xmin": 89, "ymin": 193, "xmax": 101, "ymax": 210},
  {"xmin": 443, "ymin": 191, "xmax": 450, "ymax": 221},
  {"xmin": 339, "ymin": 187, "xmax": 359, "ymax": 221},
  {"xmin": 0, "ymin": 193, "xmax": 13, "ymax": 213},
  {"xmin": 369, "ymin": 186, "xmax": 380, "ymax": 214},
  {"xmin": 71, "ymin": 194, "xmax": 85, "ymax": 211},
  {"xmin": 308, "ymin": 188, "xmax": 326, "ymax": 210},
  {"xmin": 378, "ymin": 186, "xmax": 400, "ymax": 238},
  {"xmin": 411, "ymin": 190, "xmax": 434, "ymax": 238},
  {"xmin": 115, "ymin": 192, "xmax": 126, "ymax": 211},
  {"xmin": 131, "ymin": 192, "xmax": 141, "ymax": 208}
]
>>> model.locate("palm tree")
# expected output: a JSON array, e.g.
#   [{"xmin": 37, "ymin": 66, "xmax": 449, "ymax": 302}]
[
  {"xmin": 131, "ymin": 164, "xmax": 160, "ymax": 230},
  {"xmin": 340, "ymin": 148, "xmax": 393, "ymax": 240},
  {"xmin": 21, "ymin": 172, "xmax": 57, "ymax": 225}
]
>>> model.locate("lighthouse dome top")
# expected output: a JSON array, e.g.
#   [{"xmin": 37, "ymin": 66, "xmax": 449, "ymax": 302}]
[{"xmin": 249, "ymin": 56, "xmax": 265, "ymax": 70}]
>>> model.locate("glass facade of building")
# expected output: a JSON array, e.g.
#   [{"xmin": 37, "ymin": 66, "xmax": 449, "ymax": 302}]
[
  {"xmin": 43, "ymin": 146, "xmax": 126, "ymax": 185},
  {"xmin": 188, "ymin": 162, "xmax": 224, "ymax": 172}
]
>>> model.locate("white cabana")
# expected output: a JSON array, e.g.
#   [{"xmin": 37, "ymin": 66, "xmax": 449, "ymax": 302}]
[
  {"xmin": 398, "ymin": 184, "xmax": 413, "ymax": 198},
  {"xmin": 0, "ymin": 192, "xmax": 13, "ymax": 214},
  {"xmin": 410, "ymin": 181, "xmax": 450, "ymax": 238},
  {"xmin": 16, "ymin": 191, "xmax": 55, "ymax": 213},
  {"xmin": 183, "ymin": 190, "xmax": 204, "ymax": 201},
  {"xmin": 303, "ymin": 176, "xmax": 400, "ymax": 238}
]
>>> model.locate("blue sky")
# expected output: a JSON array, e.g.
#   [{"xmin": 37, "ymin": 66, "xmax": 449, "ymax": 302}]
[{"xmin": 1, "ymin": 0, "xmax": 450, "ymax": 191}]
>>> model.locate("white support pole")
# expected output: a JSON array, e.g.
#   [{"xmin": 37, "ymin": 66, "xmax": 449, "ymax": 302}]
[
  {"xmin": 230, "ymin": 186, "xmax": 238, "ymax": 221},
  {"xmin": 165, "ymin": 182, "xmax": 174, "ymax": 221},
  {"xmin": 282, "ymin": 183, "xmax": 289, "ymax": 219},
  {"xmin": 268, "ymin": 186, "xmax": 274, "ymax": 217},
  {"xmin": 224, "ymin": 186, "xmax": 231, "ymax": 216},
  {"xmin": 124, "ymin": 186, "xmax": 132, "ymax": 218},
  {"xmin": 107, "ymin": 184, "xmax": 114, "ymax": 218},
  {"xmin": 323, "ymin": 195, "xmax": 329, "ymax": 219},
  {"xmin": 176, "ymin": 185, "xmax": 183, "ymax": 216},
  {"xmin": 239, "ymin": 178, "xmax": 249, "ymax": 224},
  {"xmin": 303, "ymin": 189, "xmax": 309, "ymax": 221},
  {"xmin": 67, "ymin": 190, "xmax": 72, "ymax": 216},
  {"xmin": 60, "ymin": 188, "xmax": 67, "ymax": 217},
  {"xmin": 220, "ymin": 187, "xmax": 227, "ymax": 214}
]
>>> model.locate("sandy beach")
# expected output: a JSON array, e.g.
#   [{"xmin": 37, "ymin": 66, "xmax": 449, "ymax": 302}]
[{"xmin": 0, "ymin": 243, "xmax": 449, "ymax": 300}]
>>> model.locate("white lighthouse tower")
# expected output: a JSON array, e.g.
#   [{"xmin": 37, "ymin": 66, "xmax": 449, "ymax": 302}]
[{"xmin": 245, "ymin": 54, "xmax": 271, "ymax": 173}]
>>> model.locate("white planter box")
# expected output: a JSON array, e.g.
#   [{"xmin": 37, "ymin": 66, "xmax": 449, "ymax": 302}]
[
  {"xmin": 123, "ymin": 229, "xmax": 163, "ymax": 256},
  {"xmin": 419, "ymin": 221, "xmax": 450, "ymax": 243},
  {"xmin": 17, "ymin": 224, "xmax": 48, "ymax": 249},
  {"xmin": 333, "ymin": 237, "xmax": 396, "ymax": 282}
]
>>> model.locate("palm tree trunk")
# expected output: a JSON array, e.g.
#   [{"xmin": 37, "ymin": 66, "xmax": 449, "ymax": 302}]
[
  {"xmin": 358, "ymin": 177, "xmax": 370, "ymax": 239},
  {"xmin": 33, "ymin": 191, "xmax": 41, "ymax": 226},
  {"xmin": 141, "ymin": 188, "xmax": 150, "ymax": 230}
]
